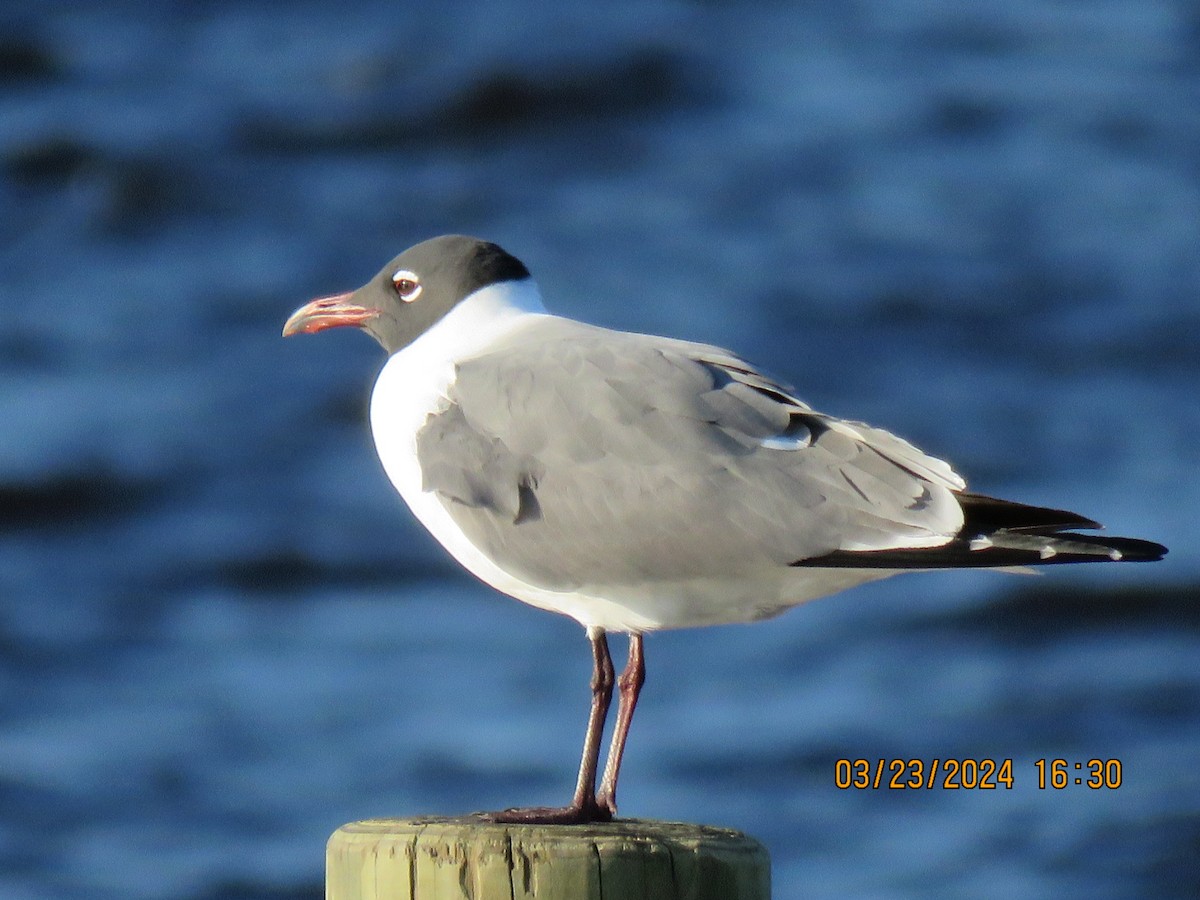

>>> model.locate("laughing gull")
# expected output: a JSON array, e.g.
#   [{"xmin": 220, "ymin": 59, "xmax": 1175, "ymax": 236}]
[{"xmin": 283, "ymin": 234, "xmax": 1167, "ymax": 823}]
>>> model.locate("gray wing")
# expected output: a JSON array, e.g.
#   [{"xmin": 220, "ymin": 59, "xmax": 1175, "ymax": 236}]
[{"xmin": 414, "ymin": 318, "xmax": 966, "ymax": 591}]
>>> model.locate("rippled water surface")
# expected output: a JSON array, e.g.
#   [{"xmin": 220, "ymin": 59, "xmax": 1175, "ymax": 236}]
[{"xmin": 1, "ymin": 2, "xmax": 1196, "ymax": 898}]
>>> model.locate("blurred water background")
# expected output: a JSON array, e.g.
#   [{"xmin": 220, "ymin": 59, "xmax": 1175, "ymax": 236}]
[{"xmin": 1, "ymin": 1, "xmax": 1197, "ymax": 897}]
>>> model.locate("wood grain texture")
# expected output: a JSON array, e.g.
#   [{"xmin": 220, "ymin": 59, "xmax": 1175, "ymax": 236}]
[{"xmin": 327, "ymin": 816, "xmax": 769, "ymax": 900}]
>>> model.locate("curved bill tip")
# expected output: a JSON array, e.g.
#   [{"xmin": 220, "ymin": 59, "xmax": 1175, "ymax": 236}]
[{"xmin": 282, "ymin": 292, "xmax": 378, "ymax": 337}]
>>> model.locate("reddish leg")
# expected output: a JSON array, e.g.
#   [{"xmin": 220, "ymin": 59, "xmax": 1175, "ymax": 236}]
[
  {"xmin": 484, "ymin": 627, "xmax": 614, "ymax": 824},
  {"xmin": 596, "ymin": 632, "xmax": 645, "ymax": 818}
]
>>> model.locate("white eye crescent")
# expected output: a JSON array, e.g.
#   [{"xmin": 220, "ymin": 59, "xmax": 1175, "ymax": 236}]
[{"xmin": 391, "ymin": 269, "xmax": 422, "ymax": 302}]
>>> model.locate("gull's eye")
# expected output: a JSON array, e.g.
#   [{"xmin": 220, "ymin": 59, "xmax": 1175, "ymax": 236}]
[{"xmin": 391, "ymin": 269, "xmax": 422, "ymax": 302}]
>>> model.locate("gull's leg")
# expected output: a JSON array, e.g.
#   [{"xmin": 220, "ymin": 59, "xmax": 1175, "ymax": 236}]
[
  {"xmin": 595, "ymin": 632, "xmax": 645, "ymax": 818},
  {"xmin": 486, "ymin": 626, "xmax": 614, "ymax": 824},
  {"xmin": 568, "ymin": 626, "xmax": 615, "ymax": 815}
]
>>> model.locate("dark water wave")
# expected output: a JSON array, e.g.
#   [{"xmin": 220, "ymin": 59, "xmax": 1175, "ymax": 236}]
[{"xmin": 0, "ymin": 2, "xmax": 1194, "ymax": 898}]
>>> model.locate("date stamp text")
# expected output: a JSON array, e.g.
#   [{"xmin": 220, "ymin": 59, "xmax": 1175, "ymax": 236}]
[{"xmin": 834, "ymin": 758, "xmax": 1123, "ymax": 790}]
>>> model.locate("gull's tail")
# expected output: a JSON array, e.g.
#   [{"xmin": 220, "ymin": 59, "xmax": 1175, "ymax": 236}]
[{"xmin": 793, "ymin": 493, "xmax": 1168, "ymax": 569}]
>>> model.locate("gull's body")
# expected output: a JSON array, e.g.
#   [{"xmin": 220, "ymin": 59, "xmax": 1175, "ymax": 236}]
[
  {"xmin": 284, "ymin": 234, "xmax": 1166, "ymax": 823},
  {"xmin": 370, "ymin": 277, "xmax": 906, "ymax": 632}
]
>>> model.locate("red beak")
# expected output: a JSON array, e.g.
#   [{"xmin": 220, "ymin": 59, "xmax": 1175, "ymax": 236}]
[{"xmin": 282, "ymin": 292, "xmax": 379, "ymax": 337}]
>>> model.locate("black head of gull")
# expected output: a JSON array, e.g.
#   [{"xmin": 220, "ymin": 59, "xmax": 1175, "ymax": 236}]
[{"xmin": 283, "ymin": 234, "xmax": 530, "ymax": 354}]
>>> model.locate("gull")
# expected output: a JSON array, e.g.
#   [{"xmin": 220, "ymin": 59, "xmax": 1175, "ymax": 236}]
[{"xmin": 283, "ymin": 234, "xmax": 1167, "ymax": 823}]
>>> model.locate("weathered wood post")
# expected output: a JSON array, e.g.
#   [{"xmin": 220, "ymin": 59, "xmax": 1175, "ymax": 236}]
[{"xmin": 327, "ymin": 816, "xmax": 770, "ymax": 899}]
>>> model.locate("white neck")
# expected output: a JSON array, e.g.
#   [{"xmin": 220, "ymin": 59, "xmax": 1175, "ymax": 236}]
[{"xmin": 405, "ymin": 277, "xmax": 547, "ymax": 365}]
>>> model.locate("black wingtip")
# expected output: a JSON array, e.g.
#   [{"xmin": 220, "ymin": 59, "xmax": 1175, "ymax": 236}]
[
  {"xmin": 791, "ymin": 493, "xmax": 1168, "ymax": 570},
  {"xmin": 1116, "ymin": 536, "xmax": 1169, "ymax": 562},
  {"xmin": 958, "ymin": 492, "xmax": 1103, "ymax": 533},
  {"xmin": 940, "ymin": 494, "xmax": 1165, "ymax": 564},
  {"xmin": 792, "ymin": 532, "xmax": 1167, "ymax": 570}
]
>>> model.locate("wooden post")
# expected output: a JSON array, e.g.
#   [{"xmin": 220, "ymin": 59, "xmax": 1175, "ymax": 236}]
[{"xmin": 327, "ymin": 816, "xmax": 770, "ymax": 900}]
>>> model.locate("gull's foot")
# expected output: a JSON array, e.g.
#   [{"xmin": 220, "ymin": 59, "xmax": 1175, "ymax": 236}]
[
  {"xmin": 595, "ymin": 790, "xmax": 617, "ymax": 820},
  {"xmin": 472, "ymin": 803, "xmax": 613, "ymax": 825}
]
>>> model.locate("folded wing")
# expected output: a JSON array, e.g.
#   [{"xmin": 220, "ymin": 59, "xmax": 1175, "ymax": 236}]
[{"xmin": 413, "ymin": 318, "xmax": 985, "ymax": 591}]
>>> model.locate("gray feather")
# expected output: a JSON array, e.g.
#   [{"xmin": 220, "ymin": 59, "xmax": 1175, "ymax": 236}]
[{"xmin": 413, "ymin": 318, "xmax": 965, "ymax": 590}]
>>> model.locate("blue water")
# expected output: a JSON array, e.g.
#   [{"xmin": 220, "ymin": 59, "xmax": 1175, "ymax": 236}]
[{"xmin": 1, "ymin": 2, "xmax": 1197, "ymax": 898}]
